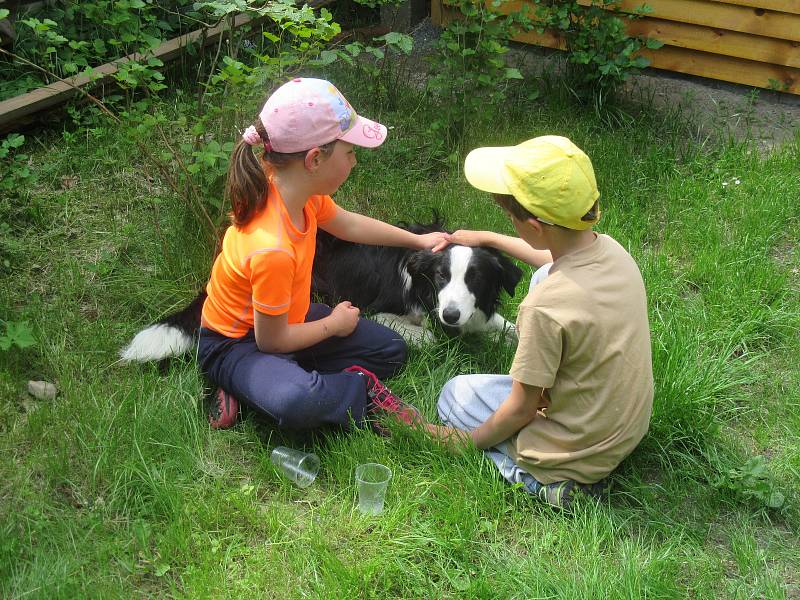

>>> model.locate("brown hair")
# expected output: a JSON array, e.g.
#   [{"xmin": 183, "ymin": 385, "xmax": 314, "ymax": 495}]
[
  {"xmin": 492, "ymin": 194, "xmax": 599, "ymax": 228},
  {"xmin": 226, "ymin": 119, "xmax": 336, "ymax": 227}
]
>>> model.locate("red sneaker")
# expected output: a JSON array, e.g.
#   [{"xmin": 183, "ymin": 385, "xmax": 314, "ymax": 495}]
[
  {"xmin": 207, "ymin": 388, "xmax": 239, "ymax": 429},
  {"xmin": 344, "ymin": 365, "xmax": 423, "ymax": 428}
]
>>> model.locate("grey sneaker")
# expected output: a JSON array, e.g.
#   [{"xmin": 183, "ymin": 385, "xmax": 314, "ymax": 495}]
[{"xmin": 538, "ymin": 479, "xmax": 607, "ymax": 509}]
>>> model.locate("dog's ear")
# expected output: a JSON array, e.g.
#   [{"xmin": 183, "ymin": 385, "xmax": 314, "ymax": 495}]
[
  {"xmin": 406, "ymin": 250, "xmax": 438, "ymax": 277},
  {"xmin": 496, "ymin": 253, "xmax": 523, "ymax": 296}
]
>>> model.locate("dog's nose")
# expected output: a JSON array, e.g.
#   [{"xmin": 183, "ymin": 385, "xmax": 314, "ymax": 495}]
[{"xmin": 442, "ymin": 307, "xmax": 460, "ymax": 325}]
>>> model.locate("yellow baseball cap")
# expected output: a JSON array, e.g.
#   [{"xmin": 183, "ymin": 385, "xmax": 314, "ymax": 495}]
[{"xmin": 464, "ymin": 135, "xmax": 600, "ymax": 230}]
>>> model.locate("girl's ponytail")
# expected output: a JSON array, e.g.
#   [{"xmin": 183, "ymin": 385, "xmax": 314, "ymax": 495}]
[{"xmin": 226, "ymin": 121, "xmax": 270, "ymax": 227}]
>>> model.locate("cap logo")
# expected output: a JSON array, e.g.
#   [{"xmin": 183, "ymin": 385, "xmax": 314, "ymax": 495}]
[{"xmin": 361, "ymin": 122, "xmax": 384, "ymax": 141}]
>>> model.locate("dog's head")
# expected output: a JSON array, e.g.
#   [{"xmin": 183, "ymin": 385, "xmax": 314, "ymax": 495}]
[{"xmin": 406, "ymin": 244, "xmax": 522, "ymax": 333}]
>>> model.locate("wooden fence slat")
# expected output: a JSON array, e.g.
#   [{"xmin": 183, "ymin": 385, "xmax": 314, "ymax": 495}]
[
  {"xmin": 510, "ymin": 26, "xmax": 799, "ymax": 93},
  {"xmin": 628, "ymin": 17, "xmax": 800, "ymax": 68},
  {"xmin": 639, "ymin": 44, "xmax": 800, "ymax": 92},
  {"xmin": 705, "ymin": 0, "xmax": 800, "ymax": 14},
  {"xmin": 576, "ymin": 0, "xmax": 800, "ymax": 42},
  {"xmin": 0, "ymin": 13, "xmax": 260, "ymax": 130}
]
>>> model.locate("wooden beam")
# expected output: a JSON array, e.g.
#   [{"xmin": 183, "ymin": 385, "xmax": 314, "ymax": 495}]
[
  {"xmin": 576, "ymin": 0, "xmax": 800, "ymax": 42},
  {"xmin": 510, "ymin": 27, "xmax": 799, "ymax": 94},
  {"xmin": 705, "ymin": 0, "xmax": 800, "ymax": 14},
  {"xmin": 0, "ymin": 13, "xmax": 261, "ymax": 130},
  {"xmin": 639, "ymin": 44, "xmax": 799, "ymax": 93},
  {"xmin": 627, "ymin": 17, "xmax": 800, "ymax": 68}
]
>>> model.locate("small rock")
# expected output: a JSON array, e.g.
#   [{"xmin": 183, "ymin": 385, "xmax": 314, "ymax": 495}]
[{"xmin": 27, "ymin": 380, "xmax": 58, "ymax": 401}]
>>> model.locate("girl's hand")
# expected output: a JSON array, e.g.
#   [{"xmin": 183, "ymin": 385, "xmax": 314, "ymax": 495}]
[
  {"xmin": 329, "ymin": 301, "xmax": 360, "ymax": 337},
  {"xmin": 418, "ymin": 231, "xmax": 451, "ymax": 253},
  {"xmin": 448, "ymin": 229, "xmax": 491, "ymax": 248}
]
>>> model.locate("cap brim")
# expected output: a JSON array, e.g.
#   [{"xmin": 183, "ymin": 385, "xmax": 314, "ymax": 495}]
[
  {"xmin": 339, "ymin": 116, "xmax": 388, "ymax": 148},
  {"xmin": 464, "ymin": 146, "xmax": 516, "ymax": 194}
]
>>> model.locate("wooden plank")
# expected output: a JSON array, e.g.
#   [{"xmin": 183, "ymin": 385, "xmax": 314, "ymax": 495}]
[
  {"xmin": 628, "ymin": 17, "xmax": 800, "ymax": 68},
  {"xmin": 576, "ymin": 0, "xmax": 800, "ymax": 42},
  {"xmin": 0, "ymin": 13, "xmax": 260, "ymax": 129},
  {"xmin": 639, "ymin": 44, "xmax": 800, "ymax": 93},
  {"xmin": 491, "ymin": 2, "xmax": 800, "ymax": 67},
  {"xmin": 705, "ymin": 0, "xmax": 800, "ymax": 14},
  {"xmin": 512, "ymin": 26, "xmax": 799, "ymax": 93}
]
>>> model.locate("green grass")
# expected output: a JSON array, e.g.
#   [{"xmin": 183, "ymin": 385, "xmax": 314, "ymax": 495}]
[{"xmin": 1, "ymin": 74, "xmax": 799, "ymax": 598}]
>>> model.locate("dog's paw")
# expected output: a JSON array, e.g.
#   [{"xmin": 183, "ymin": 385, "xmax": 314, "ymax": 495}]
[{"xmin": 373, "ymin": 313, "xmax": 435, "ymax": 346}]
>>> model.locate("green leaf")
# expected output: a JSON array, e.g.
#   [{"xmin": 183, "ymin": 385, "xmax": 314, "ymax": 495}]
[
  {"xmin": 504, "ymin": 67, "xmax": 523, "ymax": 80},
  {"xmin": 645, "ymin": 37, "xmax": 664, "ymax": 50},
  {"xmin": 0, "ymin": 9, "xmax": 10, "ymax": 20},
  {"xmin": 767, "ymin": 491, "xmax": 785, "ymax": 509},
  {"xmin": 7, "ymin": 134, "xmax": 25, "ymax": 149},
  {"xmin": 4, "ymin": 321, "xmax": 36, "ymax": 349}
]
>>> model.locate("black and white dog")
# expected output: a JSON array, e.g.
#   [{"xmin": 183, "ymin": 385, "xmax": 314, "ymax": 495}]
[
  {"xmin": 120, "ymin": 222, "xmax": 522, "ymax": 362},
  {"xmin": 312, "ymin": 223, "xmax": 522, "ymax": 345}
]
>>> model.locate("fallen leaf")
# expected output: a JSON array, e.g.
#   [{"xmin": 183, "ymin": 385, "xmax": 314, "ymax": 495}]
[{"xmin": 61, "ymin": 175, "xmax": 80, "ymax": 190}]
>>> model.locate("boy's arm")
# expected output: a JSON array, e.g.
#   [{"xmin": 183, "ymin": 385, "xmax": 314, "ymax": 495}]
[
  {"xmin": 321, "ymin": 208, "xmax": 448, "ymax": 251},
  {"xmin": 450, "ymin": 229, "xmax": 552, "ymax": 268},
  {"xmin": 470, "ymin": 380, "xmax": 543, "ymax": 448},
  {"xmin": 428, "ymin": 380, "xmax": 543, "ymax": 450}
]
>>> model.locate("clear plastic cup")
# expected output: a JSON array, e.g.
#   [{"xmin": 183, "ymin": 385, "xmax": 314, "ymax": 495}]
[
  {"xmin": 355, "ymin": 463, "xmax": 392, "ymax": 515},
  {"xmin": 270, "ymin": 446, "xmax": 319, "ymax": 488}
]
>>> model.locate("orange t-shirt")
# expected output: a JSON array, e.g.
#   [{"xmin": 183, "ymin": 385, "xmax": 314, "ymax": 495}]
[{"xmin": 201, "ymin": 182, "xmax": 338, "ymax": 338}]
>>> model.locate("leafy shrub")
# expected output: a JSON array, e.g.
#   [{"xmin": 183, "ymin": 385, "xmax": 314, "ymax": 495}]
[
  {"xmin": 426, "ymin": 0, "xmax": 532, "ymax": 155},
  {"xmin": 2, "ymin": 0, "xmax": 197, "ymax": 100},
  {"xmin": 531, "ymin": 0, "xmax": 663, "ymax": 103}
]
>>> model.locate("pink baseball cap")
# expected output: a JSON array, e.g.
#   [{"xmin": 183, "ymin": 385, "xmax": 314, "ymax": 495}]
[{"xmin": 255, "ymin": 78, "xmax": 388, "ymax": 153}]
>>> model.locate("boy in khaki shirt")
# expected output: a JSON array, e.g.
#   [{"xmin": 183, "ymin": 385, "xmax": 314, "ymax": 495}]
[{"xmin": 427, "ymin": 136, "xmax": 653, "ymax": 508}]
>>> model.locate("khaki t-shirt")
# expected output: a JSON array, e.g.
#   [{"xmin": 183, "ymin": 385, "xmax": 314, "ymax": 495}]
[{"xmin": 509, "ymin": 234, "xmax": 653, "ymax": 484}]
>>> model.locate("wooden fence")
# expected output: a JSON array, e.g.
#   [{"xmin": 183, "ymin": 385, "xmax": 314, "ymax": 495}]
[{"xmin": 431, "ymin": 0, "xmax": 800, "ymax": 95}]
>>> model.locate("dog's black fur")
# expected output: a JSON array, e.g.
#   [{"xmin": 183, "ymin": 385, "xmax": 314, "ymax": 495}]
[
  {"xmin": 312, "ymin": 222, "xmax": 522, "ymax": 332},
  {"xmin": 120, "ymin": 221, "xmax": 522, "ymax": 362}
]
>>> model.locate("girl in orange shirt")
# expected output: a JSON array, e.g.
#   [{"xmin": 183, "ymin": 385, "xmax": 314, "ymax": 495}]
[{"xmin": 198, "ymin": 78, "xmax": 445, "ymax": 430}]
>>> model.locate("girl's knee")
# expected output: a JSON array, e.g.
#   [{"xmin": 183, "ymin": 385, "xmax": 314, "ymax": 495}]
[
  {"xmin": 252, "ymin": 382, "xmax": 310, "ymax": 429},
  {"xmin": 384, "ymin": 337, "xmax": 407, "ymax": 374}
]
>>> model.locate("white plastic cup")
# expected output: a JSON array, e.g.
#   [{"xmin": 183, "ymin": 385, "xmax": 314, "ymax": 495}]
[
  {"xmin": 355, "ymin": 463, "xmax": 392, "ymax": 515},
  {"xmin": 270, "ymin": 446, "xmax": 319, "ymax": 488}
]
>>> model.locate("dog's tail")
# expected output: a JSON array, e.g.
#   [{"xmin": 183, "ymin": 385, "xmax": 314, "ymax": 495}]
[{"xmin": 119, "ymin": 291, "xmax": 207, "ymax": 363}]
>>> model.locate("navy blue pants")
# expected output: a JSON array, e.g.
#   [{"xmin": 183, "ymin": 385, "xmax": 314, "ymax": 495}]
[{"xmin": 197, "ymin": 304, "xmax": 407, "ymax": 430}]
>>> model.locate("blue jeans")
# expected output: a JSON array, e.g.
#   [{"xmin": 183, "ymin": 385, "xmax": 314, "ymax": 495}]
[{"xmin": 198, "ymin": 303, "xmax": 407, "ymax": 430}]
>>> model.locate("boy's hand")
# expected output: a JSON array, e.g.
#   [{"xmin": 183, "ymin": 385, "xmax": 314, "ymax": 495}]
[
  {"xmin": 425, "ymin": 424, "xmax": 472, "ymax": 452},
  {"xmin": 329, "ymin": 301, "xmax": 360, "ymax": 336},
  {"xmin": 417, "ymin": 232, "xmax": 451, "ymax": 253},
  {"xmin": 449, "ymin": 229, "xmax": 490, "ymax": 247}
]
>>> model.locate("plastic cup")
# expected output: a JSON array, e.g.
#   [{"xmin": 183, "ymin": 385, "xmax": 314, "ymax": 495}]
[
  {"xmin": 270, "ymin": 446, "xmax": 320, "ymax": 488},
  {"xmin": 355, "ymin": 463, "xmax": 392, "ymax": 515}
]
